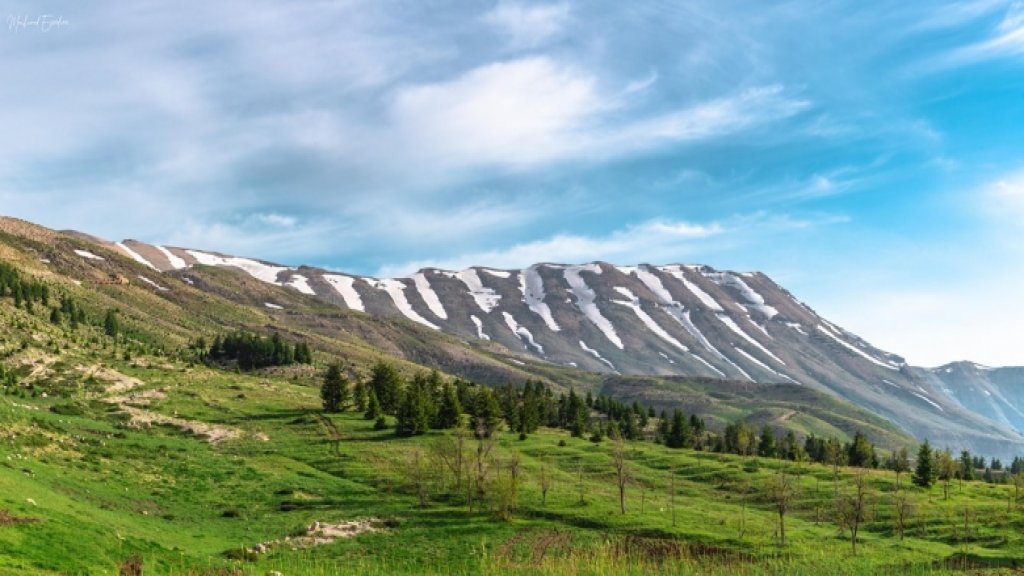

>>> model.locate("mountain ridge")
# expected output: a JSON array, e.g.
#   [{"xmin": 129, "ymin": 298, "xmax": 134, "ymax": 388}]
[{"xmin": 34, "ymin": 223, "xmax": 1018, "ymax": 458}]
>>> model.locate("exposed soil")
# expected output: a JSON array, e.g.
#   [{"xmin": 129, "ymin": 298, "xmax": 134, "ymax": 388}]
[
  {"xmin": 247, "ymin": 518, "xmax": 383, "ymax": 555},
  {"xmin": 0, "ymin": 510, "xmax": 40, "ymax": 526}
]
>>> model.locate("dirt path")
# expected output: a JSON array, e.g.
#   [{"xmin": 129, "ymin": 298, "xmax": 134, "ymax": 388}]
[{"xmin": 89, "ymin": 366, "xmax": 242, "ymax": 445}]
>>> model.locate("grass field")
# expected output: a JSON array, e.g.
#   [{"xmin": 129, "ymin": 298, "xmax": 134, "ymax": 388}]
[{"xmin": 3, "ymin": 353, "xmax": 1024, "ymax": 576}]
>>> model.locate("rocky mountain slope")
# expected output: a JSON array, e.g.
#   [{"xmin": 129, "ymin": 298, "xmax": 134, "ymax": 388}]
[
  {"xmin": 918, "ymin": 362, "xmax": 1024, "ymax": 437},
  {"xmin": 49, "ymin": 230, "xmax": 1019, "ymax": 458}
]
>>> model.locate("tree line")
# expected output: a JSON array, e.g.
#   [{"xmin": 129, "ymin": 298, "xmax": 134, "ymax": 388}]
[{"xmin": 202, "ymin": 331, "xmax": 313, "ymax": 371}]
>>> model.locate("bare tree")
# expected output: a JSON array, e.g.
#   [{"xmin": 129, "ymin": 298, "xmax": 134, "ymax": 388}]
[
  {"xmin": 826, "ymin": 442, "xmax": 844, "ymax": 495},
  {"xmin": 836, "ymin": 471, "xmax": 876, "ymax": 555},
  {"xmin": 892, "ymin": 490, "xmax": 914, "ymax": 541},
  {"xmin": 433, "ymin": 428, "xmax": 468, "ymax": 493},
  {"xmin": 765, "ymin": 470, "xmax": 799, "ymax": 547},
  {"xmin": 469, "ymin": 434, "xmax": 496, "ymax": 512},
  {"xmin": 508, "ymin": 451, "xmax": 522, "ymax": 514},
  {"xmin": 670, "ymin": 467, "xmax": 678, "ymax": 527},
  {"xmin": 937, "ymin": 449, "xmax": 956, "ymax": 500},
  {"xmin": 611, "ymin": 436, "xmax": 630, "ymax": 514},
  {"xmin": 538, "ymin": 457, "xmax": 554, "ymax": 506},
  {"xmin": 576, "ymin": 457, "xmax": 586, "ymax": 505},
  {"xmin": 1012, "ymin": 473, "xmax": 1024, "ymax": 509},
  {"xmin": 404, "ymin": 448, "xmax": 431, "ymax": 507},
  {"xmin": 890, "ymin": 447, "xmax": 909, "ymax": 491}
]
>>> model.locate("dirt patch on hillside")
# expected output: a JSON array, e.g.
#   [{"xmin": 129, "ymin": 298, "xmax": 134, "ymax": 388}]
[
  {"xmin": 80, "ymin": 365, "xmax": 145, "ymax": 395},
  {"xmin": 118, "ymin": 405, "xmax": 240, "ymax": 444},
  {"xmin": 0, "ymin": 510, "xmax": 40, "ymax": 526},
  {"xmin": 247, "ymin": 518, "xmax": 384, "ymax": 555}
]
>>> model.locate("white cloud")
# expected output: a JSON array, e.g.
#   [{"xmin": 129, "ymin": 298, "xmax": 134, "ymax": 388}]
[
  {"xmin": 484, "ymin": 2, "xmax": 571, "ymax": 48},
  {"xmin": 940, "ymin": 2, "xmax": 1024, "ymax": 64},
  {"xmin": 387, "ymin": 58, "xmax": 809, "ymax": 171}
]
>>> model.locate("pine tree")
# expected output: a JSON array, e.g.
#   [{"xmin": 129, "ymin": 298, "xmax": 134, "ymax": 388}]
[
  {"xmin": 847, "ymin": 431, "xmax": 874, "ymax": 468},
  {"xmin": 433, "ymin": 382, "xmax": 463, "ymax": 429},
  {"xmin": 758, "ymin": 425, "xmax": 777, "ymax": 458},
  {"xmin": 471, "ymin": 388, "xmax": 503, "ymax": 438},
  {"xmin": 913, "ymin": 439, "xmax": 936, "ymax": 488},
  {"xmin": 352, "ymin": 379, "xmax": 368, "ymax": 412},
  {"xmin": 320, "ymin": 362, "xmax": 348, "ymax": 413},
  {"xmin": 365, "ymin": 390, "xmax": 383, "ymax": 421},
  {"xmin": 395, "ymin": 386, "xmax": 431, "ymax": 437},
  {"xmin": 368, "ymin": 360, "xmax": 403, "ymax": 414}
]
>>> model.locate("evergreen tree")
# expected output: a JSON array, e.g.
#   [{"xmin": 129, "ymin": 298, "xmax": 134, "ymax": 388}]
[
  {"xmin": 49, "ymin": 308, "xmax": 63, "ymax": 325},
  {"xmin": 352, "ymin": 379, "xmax": 368, "ymax": 412},
  {"xmin": 959, "ymin": 450, "xmax": 976, "ymax": 481},
  {"xmin": 433, "ymin": 382, "xmax": 463, "ymax": 429},
  {"xmin": 913, "ymin": 439, "xmax": 936, "ymax": 488},
  {"xmin": 758, "ymin": 425, "xmax": 777, "ymax": 458},
  {"xmin": 365, "ymin": 390, "xmax": 383, "ymax": 421},
  {"xmin": 847, "ymin": 431, "xmax": 875, "ymax": 468},
  {"xmin": 471, "ymin": 387, "xmax": 503, "ymax": 438},
  {"xmin": 320, "ymin": 362, "xmax": 348, "ymax": 413},
  {"xmin": 395, "ymin": 385, "xmax": 431, "ymax": 437},
  {"xmin": 368, "ymin": 360, "xmax": 403, "ymax": 414},
  {"xmin": 666, "ymin": 410, "xmax": 691, "ymax": 449}
]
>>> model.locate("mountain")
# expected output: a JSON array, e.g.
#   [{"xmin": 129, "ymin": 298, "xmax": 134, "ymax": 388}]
[
  {"xmin": 919, "ymin": 362, "xmax": 1024, "ymax": 437},
  {"xmin": 40, "ymin": 227, "xmax": 1017, "ymax": 458},
  {"xmin": 0, "ymin": 215, "xmax": 1020, "ymax": 456}
]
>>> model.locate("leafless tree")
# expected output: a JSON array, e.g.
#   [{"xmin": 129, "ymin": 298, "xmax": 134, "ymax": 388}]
[
  {"xmin": 611, "ymin": 436, "xmax": 630, "ymax": 514},
  {"xmin": 576, "ymin": 457, "xmax": 586, "ymax": 505},
  {"xmin": 538, "ymin": 457, "xmax": 553, "ymax": 506},
  {"xmin": 433, "ymin": 428, "xmax": 468, "ymax": 492},
  {"xmin": 890, "ymin": 447, "xmax": 909, "ymax": 491},
  {"xmin": 508, "ymin": 451, "xmax": 522, "ymax": 513},
  {"xmin": 836, "ymin": 471, "xmax": 876, "ymax": 555},
  {"xmin": 937, "ymin": 449, "xmax": 956, "ymax": 500},
  {"xmin": 765, "ymin": 470, "xmax": 799, "ymax": 547},
  {"xmin": 404, "ymin": 448, "xmax": 431, "ymax": 507},
  {"xmin": 892, "ymin": 490, "xmax": 914, "ymax": 541}
]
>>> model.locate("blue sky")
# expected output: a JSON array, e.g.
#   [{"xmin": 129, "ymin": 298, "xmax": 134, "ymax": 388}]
[{"xmin": 2, "ymin": 1, "xmax": 1024, "ymax": 366}]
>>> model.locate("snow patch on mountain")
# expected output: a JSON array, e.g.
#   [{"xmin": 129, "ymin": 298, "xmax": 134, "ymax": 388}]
[
  {"xmin": 706, "ymin": 272, "xmax": 778, "ymax": 319},
  {"xmin": 785, "ymin": 322, "xmax": 808, "ymax": 336},
  {"xmin": 323, "ymin": 274, "xmax": 365, "ymax": 312},
  {"xmin": 580, "ymin": 340, "xmax": 615, "ymax": 371},
  {"xmin": 446, "ymin": 269, "xmax": 500, "ymax": 313},
  {"xmin": 689, "ymin": 352, "xmax": 726, "ymax": 377},
  {"xmin": 136, "ymin": 275, "xmax": 168, "ymax": 291},
  {"xmin": 285, "ymin": 274, "xmax": 316, "ymax": 295},
  {"xmin": 187, "ymin": 250, "xmax": 289, "ymax": 285},
  {"xmin": 912, "ymin": 391, "xmax": 944, "ymax": 412},
  {"xmin": 156, "ymin": 246, "xmax": 188, "ymax": 270},
  {"xmin": 816, "ymin": 324, "xmax": 898, "ymax": 370},
  {"xmin": 502, "ymin": 312, "xmax": 543, "ymax": 354},
  {"xmin": 480, "ymin": 268, "xmax": 511, "ymax": 278},
  {"xmin": 410, "ymin": 272, "xmax": 448, "ymax": 320},
  {"xmin": 716, "ymin": 314, "xmax": 787, "ymax": 366},
  {"xmin": 366, "ymin": 278, "xmax": 440, "ymax": 330},
  {"xmin": 519, "ymin": 266, "xmax": 560, "ymax": 331},
  {"xmin": 564, "ymin": 264, "xmax": 624, "ymax": 349},
  {"xmin": 633, "ymin": 266, "xmax": 676, "ymax": 303},
  {"xmin": 116, "ymin": 243, "xmax": 158, "ymax": 270},
  {"xmin": 611, "ymin": 286, "xmax": 689, "ymax": 352},
  {"xmin": 470, "ymin": 315, "xmax": 490, "ymax": 340},
  {"xmin": 661, "ymin": 266, "xmax": 723, "ymax": 311},
  {"xmin": 733, "ymin": 347, "xmax": 798, "ymax": 384},
  {"xmin": 74, "ymin": 249, "xmax": 104, "ymax": 261}
]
